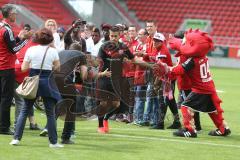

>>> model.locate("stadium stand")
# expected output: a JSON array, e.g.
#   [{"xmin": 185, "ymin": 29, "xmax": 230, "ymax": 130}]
[
  {"xmin": 126, "ymin": 0, "xmax": 240, "ymax": 47},
  {"xmin": 0, "ymin": 0, "xmax": 76, "ymax": 27}
]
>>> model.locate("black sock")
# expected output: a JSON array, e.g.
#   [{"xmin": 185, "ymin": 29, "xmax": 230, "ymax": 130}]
[
  {"xmin": 194, "ymin": 112, "xmax": 201, "ymax": 129},
  {"xmin": 168, "ymin": 98, "xmax": 179, "ymax": 116},
  {"xmin": 98, "ymin": 116, "xmax": 104, "ymax": 127},
  {"xmin": 104, "ymin": 107, "xmax": 120, "ymax": 120}
]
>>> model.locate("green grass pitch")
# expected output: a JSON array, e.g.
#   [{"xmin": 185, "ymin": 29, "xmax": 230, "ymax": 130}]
[{"xmin": 0, "ymin": 67, "xmax": 240, "ymax": 160}]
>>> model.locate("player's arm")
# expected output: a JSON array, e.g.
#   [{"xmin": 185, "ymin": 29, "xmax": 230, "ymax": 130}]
[
  {"xmin": 132, "ymin": 56, "xmax": 154, "ymax": 69},
  {"xmin": 123, "ymin": 45, "xmax": 153, "ymax": 68},
  {"xmin": 80, "ymin": 65, "xmax": 88, "ymax": 80},
  {"xmin": 88, "ymin": 68, "xmax": 111, "ymax": 80}
]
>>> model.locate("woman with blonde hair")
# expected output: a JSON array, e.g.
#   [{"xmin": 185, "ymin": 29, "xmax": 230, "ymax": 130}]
[
  {"xmin": 45, "ymin": 19, "xmax": 62, "ymax": 51},
  {"xmin": 10, "ymin": 28, "xmax": 63, "ymax": 148}
]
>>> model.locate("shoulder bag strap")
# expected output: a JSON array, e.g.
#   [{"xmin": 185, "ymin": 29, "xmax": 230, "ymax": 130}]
[{"xmin": 39, "ymin": 46, "xmax": 50, "ymax": 76}]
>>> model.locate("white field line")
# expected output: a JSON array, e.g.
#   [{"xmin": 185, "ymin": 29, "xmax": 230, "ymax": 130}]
[
  {"xmin": 88, "ymin": 132, "xmax": 240, "ymax": 149},
  {"xmin": 9, "ymin": 126, "xmax": 240, "ymax": 149},
  {"xmin": 58, "ymin": 126, "xmax": 240, "ymax": 148},
  {"xmin": 216, "ymin": 89, "xmax": 225, "ymax": 93},
  {"xmin": 59, "ymin": 126, "xmax": 240, "ymax": 135}
]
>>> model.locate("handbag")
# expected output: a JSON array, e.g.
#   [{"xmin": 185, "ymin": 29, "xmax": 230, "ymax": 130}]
[{"xmin": 16, "ymin": 46, "xmax": 50, "ymax": 99}]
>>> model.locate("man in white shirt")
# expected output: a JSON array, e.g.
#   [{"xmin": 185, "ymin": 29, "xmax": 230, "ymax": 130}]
[
  {"xmin": 91, "ymin": 28, "xmax": 102, "ymax": 57},
  {"xmin": 85, "ymin": 23, "xmax": 95, "ymax": 54}
]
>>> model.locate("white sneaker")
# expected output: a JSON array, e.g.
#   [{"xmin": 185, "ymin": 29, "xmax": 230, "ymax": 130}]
[
  {"xmin": 39, "ymin": 129, "xmax": 48, "ymax": 137},
  {"xmin": 9, "ymin": 139, "xmax": 20, "ymax": 145},
  {"xmin": 49, "ymin": 143, "xmax": 64, "ymax": 148}
]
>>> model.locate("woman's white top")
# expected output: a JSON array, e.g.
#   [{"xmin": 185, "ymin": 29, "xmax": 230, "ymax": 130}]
[{"xmin": 24, "ymin": 45, "xmax": 59, "ymax": 70}]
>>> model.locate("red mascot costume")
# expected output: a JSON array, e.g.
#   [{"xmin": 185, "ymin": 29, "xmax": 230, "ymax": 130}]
[{"xmin": 153, "ymin": 29, "xmax": 231, "ymax": 138}]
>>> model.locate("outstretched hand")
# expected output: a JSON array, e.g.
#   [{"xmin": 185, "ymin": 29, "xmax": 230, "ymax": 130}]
[
  {"xmin": 152, "ymin": 62, "xmax": 169, "ymax": 77},
  {"xmin": 101, "ymin": 68, "xmax": 112, "ymax": 77}
]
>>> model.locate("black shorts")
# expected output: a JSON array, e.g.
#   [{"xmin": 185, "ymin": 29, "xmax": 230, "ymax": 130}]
[
  {"xmin": 181, "ymin": 92, "xmax": 216, "ymax": 113},
  {"xmin": 96, "ymin": 77, "xmax": 120, "ymax": 101}
]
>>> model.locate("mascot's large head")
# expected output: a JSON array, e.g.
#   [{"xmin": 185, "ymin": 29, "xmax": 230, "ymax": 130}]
[{"xmin": 180, "ymin": 29, "xmax": 214, "ymax": 57}]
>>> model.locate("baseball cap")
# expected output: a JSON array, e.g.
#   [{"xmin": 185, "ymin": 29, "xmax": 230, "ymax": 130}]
[
  {"xmin": 72, "ymin": 19, "xmax": 86, "ymax": 26},
  {"xmin": 153, "ymin": 32, "xmax": 165, "ymax": 41},
  {"xmin": 101, "ymin": 23, "xmax": 112, "ymax": 30},
  {"xmin": 174, "ymin": 30, "xmax": 185, "ymax": 39},
  {"xmin": 115, "ymin": 23, "xmax": 124, "ymax": 31},
  {"xmin": 57, "ymin": 27, "xmax": 65, "ymax": 33}
]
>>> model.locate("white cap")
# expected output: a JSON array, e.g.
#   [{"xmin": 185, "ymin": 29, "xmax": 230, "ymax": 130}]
[{"xmin": 153, "ymin": 32, "xmax": 165, "ymax": 41}]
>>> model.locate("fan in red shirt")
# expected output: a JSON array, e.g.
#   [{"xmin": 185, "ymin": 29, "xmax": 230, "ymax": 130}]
[
  {"xmin": 150, "ymin": 32, "xmax": 181, "ymax": 129},
  {"xmin": 130, "ymin": 28, "xmax": 148, "ymax": 124},
  {"xmin": 122, "ymin": 25, "xmax": 138, "ymax": 78},
  {"xmin": 131, "ymin": 28, "xmax": 148, "ymax": 86},
  {"xmin": 15, "ymin": 40, "xmax": 37, "ymax": 83},
  {"xmin": 153, "ymin": 29, "xmax": 231, "ymax": 137},
  {"xmin": 119, "ymin": 25, "xmax": 138, "ymax": 123},
  {"xmin": 145, "ymin": 20, "xmax": 157, "ymax": 61}
]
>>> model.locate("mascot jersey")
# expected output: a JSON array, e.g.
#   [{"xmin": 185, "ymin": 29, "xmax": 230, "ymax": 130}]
[
  {"xmin": 176, "ymin": 56, "xmax": 216, "ymax": 94},
  {"xmin": 168, "ymin": 29, "xmax": 216, "ymax": 94}
]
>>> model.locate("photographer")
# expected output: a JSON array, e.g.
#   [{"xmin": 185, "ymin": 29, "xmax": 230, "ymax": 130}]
[{"xmin": 64, "ymin": 19, "xmax": 87, "ymax": 52}]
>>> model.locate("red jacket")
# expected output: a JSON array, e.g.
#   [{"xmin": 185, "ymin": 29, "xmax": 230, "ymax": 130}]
[
  {"xmin": 154, "ymin": 43, "xmax": 173, "ymax": 66},
  {"xmin": 0, "ymin": 20, "xmax": 28, "ymax": 70},
  {"xmin": 146, "ymin": 35, "xmax": 154, "ymax": 56}
]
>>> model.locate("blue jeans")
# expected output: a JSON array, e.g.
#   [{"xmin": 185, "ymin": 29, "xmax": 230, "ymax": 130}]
[
  {"xmin": 14, "ymin": 96, "xmax": 58, "ymax": 144},
  {"xmin": 14, "ymin": 82, "xmax": 34, "ymax": 125},
  {"xmin": 143, "ymin": 85, "xmax": 159, "ymax": 124},
  {"xmin": 143, "ymin": 97, "xmax": 159, "ymax": 124},
  {"xmin": 134, "ymin": 85, "xmax": 147, "ymax": 122}
]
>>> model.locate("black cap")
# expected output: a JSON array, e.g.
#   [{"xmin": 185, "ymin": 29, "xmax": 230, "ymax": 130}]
[{"xmin": 174, "ymin": 31, "xmax": 185, "ymax": 39}]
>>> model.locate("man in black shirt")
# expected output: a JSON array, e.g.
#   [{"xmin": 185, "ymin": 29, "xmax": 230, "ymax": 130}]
[
  {"xmin": 64, "ymin": 19, "xmax": 87, "ymax": 52},
  {"xmin": 96, "ymin": 26, "xmax": 148, "ymax": 133},
  {"xmin": 53, "ymin": 49, "xmax": 88, "ymax": 144}
]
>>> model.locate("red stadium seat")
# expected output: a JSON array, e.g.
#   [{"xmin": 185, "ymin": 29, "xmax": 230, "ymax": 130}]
[{"xmin": 126, "ymin": 0, "xmax": 240, "ymax": 46}]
